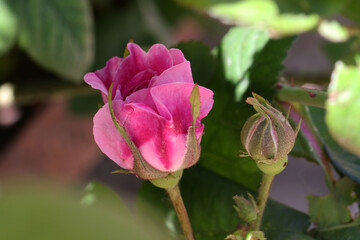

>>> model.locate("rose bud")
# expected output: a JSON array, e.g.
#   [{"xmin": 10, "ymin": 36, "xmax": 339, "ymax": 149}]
[
  {"xmin": 241, "ymin": 93, "xmax": 299, "ymax": 175},
  {"xmin": 84, "ymin": 43, "xmax": 214, "ymax": 180}
]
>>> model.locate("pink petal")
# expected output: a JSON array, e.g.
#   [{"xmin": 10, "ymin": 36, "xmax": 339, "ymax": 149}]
[
  {"xmin": 84, "ymin": 56, "xmax": 122, "ymax": 98},
  {"xmin": 169, "ymin": 48, "xmax": 186, "ymax": 65},
  {"xmin": 126, "ymin": 43, "xmax": 147, "ymax": 71},
  {"xmin": 146, "ymin": 44, "xmax": 173, "ymax": 74},
  {"xmin": 119, "ymin": 103, "xmax": 187, "ymax": 172},
  {"xmin": 150, "ymin": 83, "xmax": 214, "ymax": 137},
  {"xmin": 121, "ymin": 70, "xmax": 155, "ymax": 99},
  {"xmin": 93, "ymin": 100, "xmax": 134, "ymax": 169},
  {"xmin": 112, "ymin": 43, "xmax": 148, "ymax": 99},
  {"xmin": 126, "ymin": 88, "xmax": 156, "ymax": 110},
  {"xmin": 150, "ymin": 61, "xmax": 193, "ymax": 87}
]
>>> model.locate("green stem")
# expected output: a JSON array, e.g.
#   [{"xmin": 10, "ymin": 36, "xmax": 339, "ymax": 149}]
[
  {"xmin": 276, "ymin": 84, "xmax": 327, "ymax": 108},
  {"xmin": 254, "ymin": 174, "xmax": 275, "ymax": 230},
  {"xmin": 166, "ymin": 184, "xmax": 195, "ymax": 240}
]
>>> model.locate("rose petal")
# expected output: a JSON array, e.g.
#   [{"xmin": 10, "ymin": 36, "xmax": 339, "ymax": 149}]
[
  {"xmin": 112, "ymin": 43, "xmax": 148, "ymax": 99},
  {"xmin": 169, "ymin": 48, "xmax": 186, "ymax": 65},
  {"xmin": 119, "ymin": 103, "xmax": 187, "ymax": 172},
  {"xmin": 126, "ymin": 88, "xmax": 156, "ymax": 110},
  {"xmin": 121, "ymin": 69, "xmax": 155, "ymax": 99},
  {"xmin": 84, "ymin": 56, "xmax": 122, "ymax": 98},
  {"xmin": 150, "ymin": 83, "xmax": 214, "ymax": 137},
  {"xmin": 147, "ymin": 44, "xmax": 173, "ymax": 74},
  {"xmin": 150, "ymin": 61, "xmax": 193, "ymax": 87},
  {"xmin": 93, "ymin": 100, "xmax": 134, "ymax": 169}
]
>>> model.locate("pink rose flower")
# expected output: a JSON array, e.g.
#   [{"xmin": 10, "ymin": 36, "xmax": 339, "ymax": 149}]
[{"xmin": 84, "ymin": 43, "xmax": 214, "ymax": 179}]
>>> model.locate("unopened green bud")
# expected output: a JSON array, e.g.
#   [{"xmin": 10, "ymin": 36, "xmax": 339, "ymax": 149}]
[
  {"xmin": 233, "ymin": 193, "xmax": 258, "ymax": 223},
  {"xmin": 241, "ymin": 93, "xmax": 297, "ymax": 174}
]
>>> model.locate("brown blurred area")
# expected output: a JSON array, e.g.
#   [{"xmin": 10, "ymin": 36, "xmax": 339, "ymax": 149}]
[{"xmin": 0, "ymin": 101, "xmax": 101, "ymax": 183}]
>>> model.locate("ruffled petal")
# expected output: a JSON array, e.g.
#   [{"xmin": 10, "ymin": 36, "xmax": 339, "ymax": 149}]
[
  {"xmin": 84, "ymin": 56, "xmax": 122, "ymax": 98},
  {"xmin": 93, "ymin": 100, "xmax": 134, "ymax": 169},
  {"xmin": 169, "ymin": 48, "xmax": 186, "ymax": 65},
  {"xmin": 150, "ymin": 83, "xmax": 214, "ymax": 135},
  {"xmin": 147, "ymin": 44, "xmax": 173, "ymax": 74},
  {"xmin": 113, "ymin": 43, "xmax": 148, "ymax": 99},
  {"xmin": 150, "ymin": 61, "xmax": 193, "ymax": 87}
]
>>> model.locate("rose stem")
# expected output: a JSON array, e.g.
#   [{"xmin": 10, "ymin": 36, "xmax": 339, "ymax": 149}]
[
  {"xmin": 166, "ymin": 184, "xmax": 195, "ymax": 240},
  {"xmin": 253, "ymin": 173, "xmax": 275, "ymax": 231}
]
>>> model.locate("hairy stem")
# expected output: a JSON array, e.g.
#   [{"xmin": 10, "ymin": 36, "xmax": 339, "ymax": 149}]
[
  {"xmin": 276, "ymin": 84, "xmax": 327, "ymax": 108},
  {"xmin": 254, "ymin": 174, "xmax": 275, "ymax": 230},
  {"xmin": 166, "ymin": 184, "xmax": 194, "ymax": 240}
]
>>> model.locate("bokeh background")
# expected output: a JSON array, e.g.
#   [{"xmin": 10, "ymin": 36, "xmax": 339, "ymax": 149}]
[{"xmin": 0, "ymin": 0, "xmax": 358, "ymax": 239}]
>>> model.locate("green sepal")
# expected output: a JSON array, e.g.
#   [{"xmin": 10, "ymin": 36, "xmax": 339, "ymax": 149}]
[
  {"xmin": 256, "ymin": 155, "xmax": 288, "ymax": 175},
  {"xmin": 150, "ymin": 170, "xmax": 183, "ymax": 190}
]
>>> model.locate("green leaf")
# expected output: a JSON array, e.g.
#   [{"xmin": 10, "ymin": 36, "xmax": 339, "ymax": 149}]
[
  {"xmin": 248, "ymin": 36, "xmax": 295, "ymax": 99},
  {"xmin": 220, "ymin": 26, "xmax": 269, "ymax": 101},
  {"xmin": 341, "ymin": 0, "xmax": 360, "ymax": 23},
  {"xmin": 318, "ymin": 20, "xmax": 349, "ymax": 43},
  {"xmin": 307, "ymin": 195, "xmax": 351, "ymax": 229},
  {"xmin": 0, "ymin": 0, "xmax": 17, "ymax": 56},
  {"xmin": 268, "ymin": 14, "xmax": 319, "ymax": 36},
  {"xmin": 68, "ymin": 93, "xmax": 102, "ymax": 116},
  {"xmin": 137, "ymin": 166, "xmax": 312, "ymax": 240},
  {"xmin": 80, "ymin": 181, "xmax": 129, "ymax": 212},
  {"xmin": 18, "ymin": 0, "xmax": 94, "ymax": 81},
  {"xmin": 307, "ymin": 106, "xmax": 360, "ymax": 183},
  {"xmin": 319, "ymin": 221, "xmax": 360, "ymax": 240},
  {"xmin": 307, "ymin": 177, "xmax": 356, "ymax": 229},
  {"xmin": 326, "ymin": 62, "xmax": 360, "ymax": 157},
  {"xmin": 93, "ymin": 4, "xmax": 154, "ymax": 71},
  {"xmin": 208, "ymin": 0, "xmax": 279, "ymax": 26}
]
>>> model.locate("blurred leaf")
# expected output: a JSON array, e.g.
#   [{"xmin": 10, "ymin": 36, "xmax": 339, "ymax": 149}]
[
  {"xmin": 326, "ymin": 62, "xmax": 360, "ymax": 157},
  {"xmin": 275, "ymin": 0, "xmax": 346, "ymax": 17},
  {"xmin": 178, "ymin": 0, "xmax": 319, "ymax": 37},
  {"xmin": 220, "ymin": 27, "xmax": 269, "ymax": 101},
  {"xmin": 68, "ymin": 93, "xmax": 102, "ymax": 115},
  {"xmin": 318, "ymin": 20, "xmax": 349, "ymax": 43},
  {"xmin": 307, "ymin": 177, "xmax": 356, "ymax": 229},
  {"xmin": 93, "ymin": 4, "xmax": 154, "ymax": 70},
  {"xmin": 175, "ymin": 0, "xmax": 233, "ymax": 9},
  {"xmin": 0, "ymin": 0, "xmax": 17, "ymax": 56},
  {"xmin": 80, "ymin": 181, "xmax": 129, "ymax": 212},
  {"xmin": 138, "ymin": 166, "xmax": 312, "ymax": 240},
  {"xmin": 307, "ymin": 106, "xmax": 360, "ymax": 183},
  {"xmin": 341, "ymin": 0, "xmax": 360, "ymax": 23},
  {"xmin": 0, "ymin": 183, "xmax": 169, "ymax": 240},
  {"xmin": 307, "ymin": 194, "xmax": 352, "ymax": 229},
  {"xmin": 319, "ymin": 220, "xmax": 360, "ymax": 240},
  {"xmin": 18, "ymin": 0, "xmax": 94, "ymax": 81},
  {"xmin": 208, "ymin": 0, "xmax": 278, "ymax": 26},
  {"xmin": 268, "ymin": 14, "xmax": 319, "ymax": 36}
]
